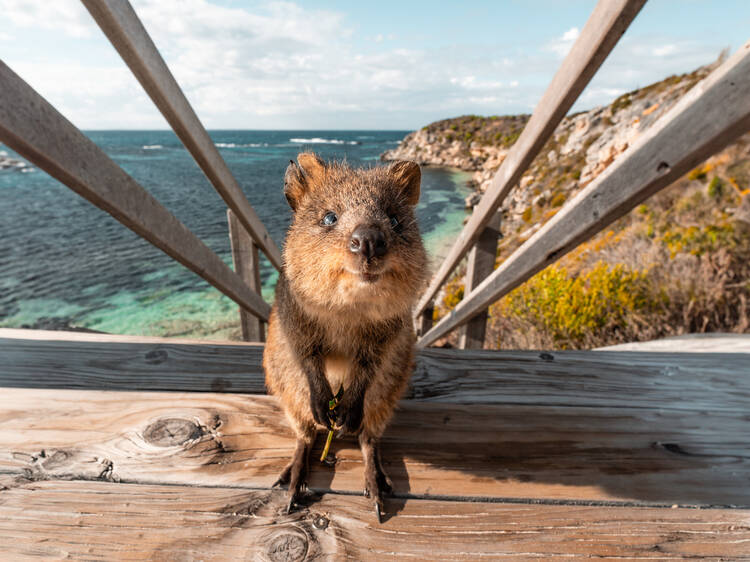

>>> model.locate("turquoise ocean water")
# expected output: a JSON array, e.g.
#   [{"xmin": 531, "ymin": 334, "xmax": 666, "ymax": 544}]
[{"xmin": 0, "ymin": 131, "xmax": 471, "ymax": 339}]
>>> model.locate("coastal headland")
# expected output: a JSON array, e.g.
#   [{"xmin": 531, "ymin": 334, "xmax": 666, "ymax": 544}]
[{"xmin": 382, "ymin": 56, "xmax": 750, "ymax": 349}]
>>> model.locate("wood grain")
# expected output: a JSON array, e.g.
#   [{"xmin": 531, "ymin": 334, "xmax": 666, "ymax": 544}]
[
  {"xmin": 0, "ymin": 61, "xmax": 271, "ymax": 321},
  {"xmin": 1, "ymin": 389, "xmax": 748, "ymax": 506},
  {"xmin": 420, "ymin": 40, "xmax": 750, "ymax": 346},
  {"xmin": 81, "ymin": 0, "xmax": 283, "ymax": 269},
  {"xmin": 415, "ymin": 0, "xmax": 646, "ymax": 319},
  {"xmin": 2, "ymin": 480, "xmax": 748, "ymax": 561}
]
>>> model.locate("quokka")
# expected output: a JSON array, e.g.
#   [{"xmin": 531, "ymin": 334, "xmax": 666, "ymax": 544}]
[{"xmin": 263, "ymin": 153, "xmax": 427, "ymax": 522}]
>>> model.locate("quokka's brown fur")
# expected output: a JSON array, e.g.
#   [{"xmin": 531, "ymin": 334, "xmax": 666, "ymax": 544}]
[{"xmin": 263, "ymin": 152, "xmax": 427, "ymax": 521}]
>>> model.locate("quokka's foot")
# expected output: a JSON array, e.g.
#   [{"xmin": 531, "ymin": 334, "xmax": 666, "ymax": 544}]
[
  {"xmin": 360, "ymin": 434, "xmax": 392, "ymax": 524},
  {"xmin": 274, "ymin": 438, "xmax": 311, "ymax": 514},
  {"xmin": 364, "ymin": 461, "xmax": 391, "ymax": 523}
]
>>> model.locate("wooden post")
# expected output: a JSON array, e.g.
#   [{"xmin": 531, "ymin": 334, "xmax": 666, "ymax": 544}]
[
  {"xmin": 227, "ymin": 210, "xmax": 265, "ymax": 342},
  {"xmin": 416, "ymin": 305, "xmax": 434, "ymax": 338},
  {"xmin": 458, "ymin": 212, "xmax": 502, "ymax": 349}
]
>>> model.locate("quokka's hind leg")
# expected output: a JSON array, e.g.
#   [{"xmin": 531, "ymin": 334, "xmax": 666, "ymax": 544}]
[
  {"xmin": 359, "ymin": 431, "xmax": 392, "ymax": 523},
  {"xmin": 273, "ymin": 431, "xmax": 315, "ymax": 514}
]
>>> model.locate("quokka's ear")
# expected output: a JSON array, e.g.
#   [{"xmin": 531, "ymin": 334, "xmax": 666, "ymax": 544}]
[
  {"xmin": 284, "ymin": 152, "xmax": 327, "ymax": 211},
  {"xmin": 389, "ymin": 160, "xmax": 421, "ymax": 205}
]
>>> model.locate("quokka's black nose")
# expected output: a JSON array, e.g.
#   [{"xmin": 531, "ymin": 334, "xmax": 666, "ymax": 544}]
[{"xmin": 350, "ymin": 225, "xmax": 387, "ymax": 260}]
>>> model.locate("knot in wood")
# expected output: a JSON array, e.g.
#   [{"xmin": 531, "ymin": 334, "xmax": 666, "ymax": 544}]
[
  {"xmin": 266, "ymin": 531, "xmax": 308, "ymax": 562},
  {"xmin": 143, "ymin": 418, "xmax": 203, "ymax": 447},
  {"xmin": 144, "ymin": 349, "xmax": 168, "ymax": 364}
]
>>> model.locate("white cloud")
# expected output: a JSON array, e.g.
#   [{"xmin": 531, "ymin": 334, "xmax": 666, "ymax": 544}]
[
  {"xmin": 0, "ymin": 0, "xmax": 94, "ymax": 37},
  {"xmin": 547, "ymin": 26, "xmax": 580, "ymax": 57},
  {"xmin": 562, "ymin": 27, "xmax": 580, "ymax": 42},
  {"xmin": 572, "ymin": 36, "xmax": 722, "ymax": 113},
  {"xmin": 653, "ymin": 44, "xmax": 677, "ymax": 57},
  {"xmin": 0, "ymin": 1, "xmax": 732, "ymax": 129}
]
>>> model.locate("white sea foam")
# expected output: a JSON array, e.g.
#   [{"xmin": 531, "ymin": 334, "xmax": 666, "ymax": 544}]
[
  {"xmin": 142, "ymin": 144, "xmax": 163, "ymax": 150},
  {"xmin": 215, "ymin": 142, "xmax": 266, "ymax": 148},
  {"xmin": 289, "ymin": 137, "xmax": 360, "ymax": 145}
]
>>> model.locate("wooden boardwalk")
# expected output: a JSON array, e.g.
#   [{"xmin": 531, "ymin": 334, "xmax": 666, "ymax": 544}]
[{"xmin": 1, "ymin": 329, "xmax": 749, "ymax": 560}]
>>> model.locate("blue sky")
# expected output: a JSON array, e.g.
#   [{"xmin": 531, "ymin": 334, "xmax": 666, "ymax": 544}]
[{"xmin": 1, "ymin": 0, "xmax": 748, "ymax": 129}]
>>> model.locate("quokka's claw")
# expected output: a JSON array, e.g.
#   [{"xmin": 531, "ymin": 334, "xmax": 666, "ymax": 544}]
[
  {"xmin": 286, "ymin": 496, "xmax": 297, "ymax": 515},
  {"xmin": 374, "ymin": 500, "xmax": 383, "ymax": 524}
]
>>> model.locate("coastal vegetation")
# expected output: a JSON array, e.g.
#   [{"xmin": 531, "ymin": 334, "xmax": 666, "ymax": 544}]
[{"xmin": 385, "ymin": 56, "xmax": 750, "ymax": 349}]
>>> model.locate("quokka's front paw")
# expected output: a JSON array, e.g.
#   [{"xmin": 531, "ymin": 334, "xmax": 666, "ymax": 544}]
[
  {"xmin": 335, "ymin": 396, "xmax": 364, "ymax": 435},
  {"xmin": 310, "ymin": 386, "xmax": 334, "ymax": 428}
]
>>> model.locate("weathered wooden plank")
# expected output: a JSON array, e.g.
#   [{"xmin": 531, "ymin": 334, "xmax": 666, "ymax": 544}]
[
  {"xmin": 81, "ymin": 0, "xmax": 283, "ymax": 270},
  {"xmin": 1, "ymin": 389, "xmax": 749, "ymax": 506},
  {"xmin": 227, "ymin": 209, "xmax": 266, "ymax": 342},
  {"xmin": 419, "ymin": 40, "xmax": 750, "ymax": 347},
  {"xmin": 0, "ymin": 61, "xmax": 271, "ymax": 322},
  {"xmin": 597, "ymin": 333, "xmax": 750, "ymax": 352},
  {"xmin": 0, "ymin": 330, "xmax": 265, "ymax": 393},
  {"xmin": 1, "ymin": 330, "xmax": 749, "ymax": 413},
  {"xmin": 415, "ymin": 0, "xmax": 646, "ymax": 320},
  {"xmin": 2, "ymin": 480, "xmax": 748, "ymax": 561},
  {"xmin": 458, "ymin": 212, "xmax": 501, "ymax": 349}
]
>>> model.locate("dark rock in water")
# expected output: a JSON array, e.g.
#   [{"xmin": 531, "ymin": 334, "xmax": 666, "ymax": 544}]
[
  {"xmin": 465, "ymin": 192, "xmax": 482, "ymax": 209},
  {"xmin": 21, "ymin": 317, "xmax": 106, "ymax": 334}
]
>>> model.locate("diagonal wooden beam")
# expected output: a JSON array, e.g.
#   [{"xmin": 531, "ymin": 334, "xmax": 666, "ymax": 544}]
[
  {"xmin": 0, "ymin": 60, "xmax": 271, "ymax": 321},
  {"xmin": 419, "ymin": 40, "xmax": 750, "ymax": 347},
  {"xmin": 414, "ymin": 0, "xmax": 647, "ymax": 320},
  {"xmin": 81, "ymin": 0, "xmax": 283, "ymax": 271}
]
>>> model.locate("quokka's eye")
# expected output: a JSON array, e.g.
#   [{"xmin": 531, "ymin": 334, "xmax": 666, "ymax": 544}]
[
  {"xmin": 321, "ymin": 211, "xmax": 338, "ymax": 226},
  {"xmin": 389, "ymin": 215, "xmax": 400, "ymax": 229}
]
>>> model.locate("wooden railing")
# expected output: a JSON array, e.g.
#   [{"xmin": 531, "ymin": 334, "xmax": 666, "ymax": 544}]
[
  {"xmin": 416, "ymin": 0, "xmax": 750, "ymax": 348},
  {"xmin": 3, "ymin": 0, "xmax": 750, "ymax": 349},
  {"xmin": 0, "ymin": 0, "xmax": 278, "ymax": 341}
]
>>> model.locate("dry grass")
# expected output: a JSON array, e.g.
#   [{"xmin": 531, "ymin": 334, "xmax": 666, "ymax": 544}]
[{"xmin": 435, "ymin": 151, "xmax": 750, "ymax": 350}]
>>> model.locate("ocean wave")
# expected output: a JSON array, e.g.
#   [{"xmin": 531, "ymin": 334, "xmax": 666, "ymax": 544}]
[
  {"xmin": 215, "ymin": 142, "xmax": 267, "ymax": 148},
  {"xmin": 289, "ymin": 137, "xmax": 360, "ymax": 145},
  {"xmin": 142, "ymin": 144, "xmax": 163, "ymax": 150}
]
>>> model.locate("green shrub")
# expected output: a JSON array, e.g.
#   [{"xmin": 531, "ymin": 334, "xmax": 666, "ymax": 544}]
[
  {"xmin": 499, "ymin": 262, "xmax": 659, "ymax": 348},
  {"xmin": 707, "ymin": 176, "xmax": 724, "ymax": 199},
  {"xmin": 611, "ymin": 93, "xmax": 632, "ymax": 114}
]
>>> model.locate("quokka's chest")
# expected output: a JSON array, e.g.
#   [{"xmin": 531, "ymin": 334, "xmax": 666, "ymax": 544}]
[{"xmin": 323, "ymin": 353, "xmax": 352, "ymax": 392}]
